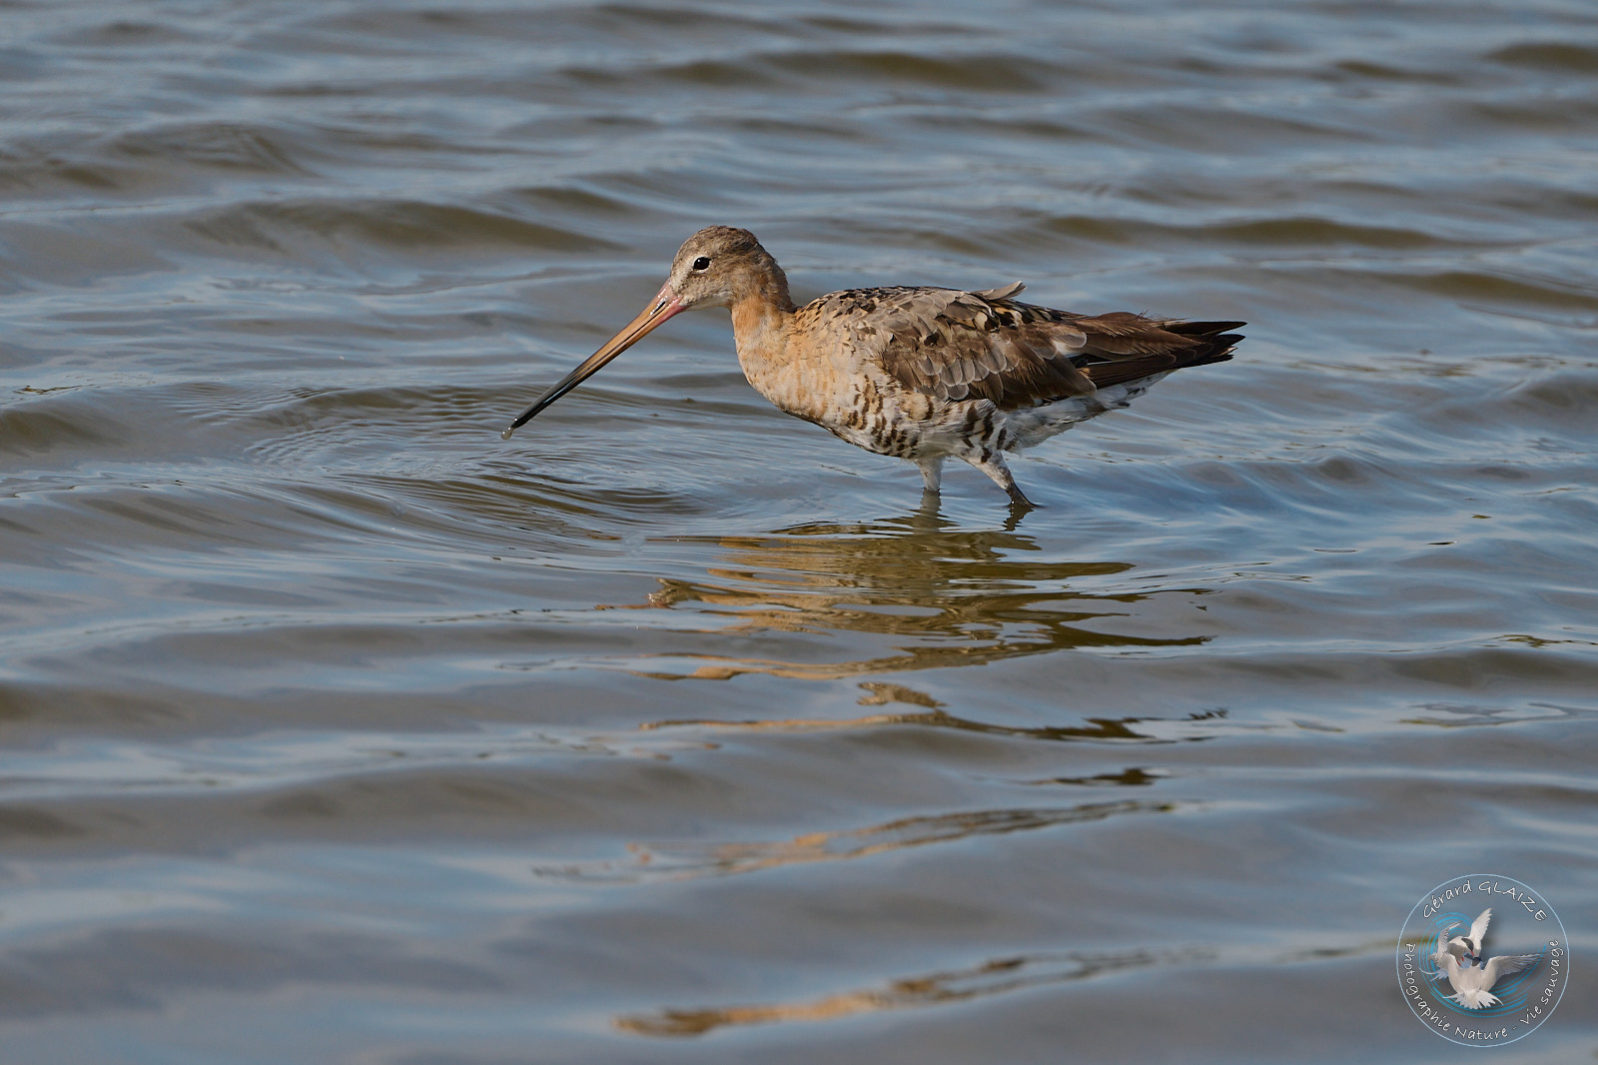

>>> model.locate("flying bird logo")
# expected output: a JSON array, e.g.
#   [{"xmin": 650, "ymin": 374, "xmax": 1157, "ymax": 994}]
[{"xmin": 1429, "ymin": 908, "xmax": 1541, "ymax": 1010}]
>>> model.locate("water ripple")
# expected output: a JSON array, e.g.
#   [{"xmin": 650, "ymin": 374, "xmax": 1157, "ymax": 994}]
[{"xmin": 3, "ymin": 0, "xmax": 1597, "ymax": 1060}]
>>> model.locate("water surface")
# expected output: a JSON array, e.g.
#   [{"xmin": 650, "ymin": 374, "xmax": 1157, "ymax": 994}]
[{"xmin": 3, "ymin": 1, "xmax": 1596, "ymax": 1062}]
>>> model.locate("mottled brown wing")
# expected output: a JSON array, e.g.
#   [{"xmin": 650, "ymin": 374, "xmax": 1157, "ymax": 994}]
[
  {"xmin": 842, "ymin": 286, "xmax": 1095, "ymax": 407},
  {"xmin": 846, "ymin": 286, "xmax": 1241, "ymax": 410}
]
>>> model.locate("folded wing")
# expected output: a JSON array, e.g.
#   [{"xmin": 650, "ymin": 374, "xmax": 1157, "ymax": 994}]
[{"xmin": 835, "ymin": 284, "xmax": 1243, "ymax": 409}]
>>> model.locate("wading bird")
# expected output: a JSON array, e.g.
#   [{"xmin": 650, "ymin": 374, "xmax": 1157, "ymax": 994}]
[{"xmin": 503, "ymin": 227, "xmax": 1243, "ymax": 508}]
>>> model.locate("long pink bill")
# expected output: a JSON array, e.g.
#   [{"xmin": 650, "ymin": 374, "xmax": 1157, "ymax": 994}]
[{"xmin": 502, "ymin": 284, "xmax": 685, "ymax": 440}]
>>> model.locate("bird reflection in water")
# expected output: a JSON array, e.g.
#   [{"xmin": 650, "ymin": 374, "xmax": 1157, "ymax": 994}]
[
  {"xmin": 584, "ymin": 517, "xmax": 1221, "ymax": 1039},
  {"xmin": 615, "ymin": 946, "xmax": 1212, "ymax": 1037},
  {"xmin": 611, "ymin": 506, "xmax": 1211, "ymax": 690},
  {"xmin": 530, "ymin": 750, "xmax": 1185, "ymax": 890},
  {"xmin": 613, "ymin": 797, "xmax": 1164, "ymax": 880}
]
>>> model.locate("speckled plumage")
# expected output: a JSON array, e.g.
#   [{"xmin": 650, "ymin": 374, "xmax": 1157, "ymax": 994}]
[{"xmin": 504, "ymin": 226, "xmax": 1244, "ymax": 508}]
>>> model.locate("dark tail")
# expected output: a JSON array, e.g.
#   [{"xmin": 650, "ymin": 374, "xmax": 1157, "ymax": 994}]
[
  {"xmin": 1167, "ymin": 320, "xmax": 1245, "ymax": 367},
  {"xmin": 1083, "ymin": 320, "xmax": 1244, "ymax": 389}
]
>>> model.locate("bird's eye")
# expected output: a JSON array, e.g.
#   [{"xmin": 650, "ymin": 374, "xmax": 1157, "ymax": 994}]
[{"xmin": 691, "ymin": 256, "xmax": 711, "ymax": 271}]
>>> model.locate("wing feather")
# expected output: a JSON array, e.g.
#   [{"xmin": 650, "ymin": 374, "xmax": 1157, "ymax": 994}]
[
  {"xmin": 1482, "ymin": 953, "xmax": 1539, "ymax": 984},
  {"xmin": 814, "ymin": 285, "xmax": 1242, "ymax": 410},
  {"xmin": 1469, "ymin": 909, "xmax": 1493, "ymax": 949}
]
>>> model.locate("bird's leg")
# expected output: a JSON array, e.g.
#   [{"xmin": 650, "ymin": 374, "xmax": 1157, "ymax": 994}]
[{"xmin": 968, "ymin": 454, "xmax": 1037, "ymax": 510}]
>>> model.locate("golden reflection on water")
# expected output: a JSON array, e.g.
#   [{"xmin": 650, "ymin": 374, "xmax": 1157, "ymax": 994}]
[
  {"xmin": 640, "ymin": 796, "xmax": 1164, "ymax": 877},
  {"xmin": 531, "ymin": 780, "xmax": 1176, "ymax": 887},
  {"xmin": 615, "ymin": 947, "xmax": 1211, "ymax": 1037},
  {"xmin": 618, "ymin": 510, "xmax": 1211, "ymax": 683},
  {"xmin": 641, "ymin": 707, "xmax": 1185, "ymax": 743}
]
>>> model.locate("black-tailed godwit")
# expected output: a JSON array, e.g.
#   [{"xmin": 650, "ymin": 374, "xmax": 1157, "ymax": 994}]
[{"xmin": 503, "ymin": 226, "xmax": 1243, "ymax": 508}]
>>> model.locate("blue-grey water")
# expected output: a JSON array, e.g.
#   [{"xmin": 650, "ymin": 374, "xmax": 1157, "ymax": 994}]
[{"xmin": 3, "ymin": 1, "xmax": 1596, "ymax": 1062}]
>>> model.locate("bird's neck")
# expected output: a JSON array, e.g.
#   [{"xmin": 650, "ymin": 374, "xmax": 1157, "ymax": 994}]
[
  {"xmin": 727, "ymin": 262, "xmax": 829, "ymax": 421},
  {"xmin": 728, "ymin": 258, "xmax": 796, "ymax": 353}
]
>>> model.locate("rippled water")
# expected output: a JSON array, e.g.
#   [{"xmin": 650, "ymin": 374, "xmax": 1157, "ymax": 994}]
[{"xmin": 4, "ymin": 0, "xmax": 1596, "ymax": 1061}]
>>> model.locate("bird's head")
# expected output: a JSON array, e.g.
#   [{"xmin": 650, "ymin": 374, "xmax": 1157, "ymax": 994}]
[
  {"xmin": 501, "ymin": 226, "xmax": 789, "ymax": 438},
  {"xmin": 660, "ymin": 226, "xmax": 780, "ymax": 311}
]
